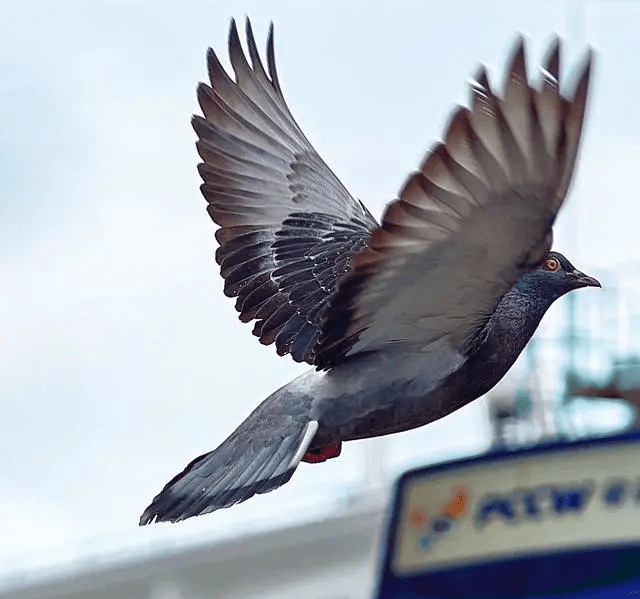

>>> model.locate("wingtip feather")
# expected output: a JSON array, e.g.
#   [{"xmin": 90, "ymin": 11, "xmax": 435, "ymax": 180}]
[
  {"xmin": 267, "ymin": 22, "xmax": 282, "ymax": 94},
  {"xmin": 504, "ymin": 35, "xmax": 527, "ymax": 88},
  {"xmin": 543, "ymin": 36, "xmax": 561, "ymax": 82}
]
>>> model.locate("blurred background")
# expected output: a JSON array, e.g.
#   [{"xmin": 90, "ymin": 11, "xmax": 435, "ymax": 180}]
[{"xmin": 1, "ymin": 0, "xmax": 639, "ymax": 597}]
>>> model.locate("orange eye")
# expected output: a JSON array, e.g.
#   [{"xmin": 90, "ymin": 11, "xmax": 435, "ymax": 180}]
[{"xmin": 543, "ymin": 257, "xmax": 560, "ymax": 271}]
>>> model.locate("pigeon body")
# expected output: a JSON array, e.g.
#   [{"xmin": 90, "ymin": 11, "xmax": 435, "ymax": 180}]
[{"xmin": 140, "ymin": 20, "xmax": 598, "ymax": 524}]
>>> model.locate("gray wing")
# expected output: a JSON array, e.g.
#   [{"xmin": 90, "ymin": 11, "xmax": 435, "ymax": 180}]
[
  {"xmin": 316, "ymin": 38, "xmax": 593, "ymax": 368},
  {"xmin": 195, "ymin": 18, "xmax": 377, "ymax": 365}
]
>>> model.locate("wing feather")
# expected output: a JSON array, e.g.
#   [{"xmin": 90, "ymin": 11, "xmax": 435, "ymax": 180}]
[
  {"xmin": 196, "ymin": 19, "xmax": 377, "ymax": 364},
  {"xmin": 315, "ymin": 38, "xmax": 593, "ymax": 369}
]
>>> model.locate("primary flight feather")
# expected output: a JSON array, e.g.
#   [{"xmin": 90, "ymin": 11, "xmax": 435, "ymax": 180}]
[{"xmin": 140, "ymin": 18, "xmax": 598, "ymax": 524}]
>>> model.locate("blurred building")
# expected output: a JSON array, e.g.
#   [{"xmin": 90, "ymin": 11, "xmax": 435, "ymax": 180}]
[{"xmin": 0, "ymin": 498, "xmax": 386, "ymax": 599}]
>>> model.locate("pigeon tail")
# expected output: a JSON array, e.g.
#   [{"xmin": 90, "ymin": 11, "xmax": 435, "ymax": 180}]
[{"xmin": 140, "ymin": 398, "xmax": 318, "ymax": 524}]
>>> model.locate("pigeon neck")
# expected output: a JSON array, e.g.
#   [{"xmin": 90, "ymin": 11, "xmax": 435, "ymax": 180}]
[
  {"xmin": 488, "ymin": 279, "xmax": 555, "ymax": 349},
  {"xmin": 457, "ymin": 280, "xmax": 555, "ymax": 401}
]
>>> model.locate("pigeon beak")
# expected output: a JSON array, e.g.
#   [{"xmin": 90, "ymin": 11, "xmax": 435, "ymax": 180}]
[{"xmin": 570, "ymin": 269, "xmax": 601, "ymax": 288}]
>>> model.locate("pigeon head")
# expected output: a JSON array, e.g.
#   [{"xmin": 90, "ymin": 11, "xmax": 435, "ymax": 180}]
[{"xmin": 515, "ymin": 251, "xmax": 601, "ymax": 303}]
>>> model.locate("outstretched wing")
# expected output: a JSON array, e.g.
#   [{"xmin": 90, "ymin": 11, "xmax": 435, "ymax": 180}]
[
  {"xmin": 316, "ymin": 38, "xmax": 593, "ymax": 368},
  {"xmin": 195, "ymin": 18, "xmax": 377, "ymax": 365}
]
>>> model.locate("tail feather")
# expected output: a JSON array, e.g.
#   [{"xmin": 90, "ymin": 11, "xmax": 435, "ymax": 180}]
[
  {"xmin": 174, "ymin": 445, "xmax": 274, "ymax": 521},
  {"xmin": 139, "ymin": 412, "xmax": 318, "ymax": 524},
  {"xmin": 251, "ymin": 425, "xmax": 314, "ymax": 495}
]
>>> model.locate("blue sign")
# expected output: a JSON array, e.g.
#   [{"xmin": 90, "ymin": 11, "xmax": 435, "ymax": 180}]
[{"xmin": 375, "ymin": 431, "xmax": 640, "ymax": 598}]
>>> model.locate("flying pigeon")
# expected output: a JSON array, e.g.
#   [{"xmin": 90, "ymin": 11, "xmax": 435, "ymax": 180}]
[{"xmin": 140, "ymin": 19, "xmax": 598, "ymax": 524}]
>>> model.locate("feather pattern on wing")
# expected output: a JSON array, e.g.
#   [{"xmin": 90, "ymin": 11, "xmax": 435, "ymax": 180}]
[
  {"xmin": 315, "ymin": 38, "xmax": 593, "ymax": 368},
  {"xmin": 195, "ymin": 19, "xmax": 377, "ymax": 364}
]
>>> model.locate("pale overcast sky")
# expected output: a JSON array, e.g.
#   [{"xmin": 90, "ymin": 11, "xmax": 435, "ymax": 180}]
[{"xmin": 1, "ymin": 0, "xmax": 640, "ymax": 579}]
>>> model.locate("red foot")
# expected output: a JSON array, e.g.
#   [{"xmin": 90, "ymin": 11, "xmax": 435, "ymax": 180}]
[{"xmin": 302, "ymin": 441, "xmax": 342, "ymax": 463}]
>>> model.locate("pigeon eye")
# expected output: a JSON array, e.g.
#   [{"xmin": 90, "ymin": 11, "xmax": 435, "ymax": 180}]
[{"xmin": 543, "ymin": 257, "xmax": 561, "ymax": 271}]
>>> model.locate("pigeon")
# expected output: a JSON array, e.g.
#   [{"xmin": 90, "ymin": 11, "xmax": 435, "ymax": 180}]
[{"xmin": 140, "ymin": 18, "xmax": 598, "ymax": 524}]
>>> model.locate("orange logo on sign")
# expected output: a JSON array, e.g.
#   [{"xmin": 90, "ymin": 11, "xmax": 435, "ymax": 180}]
[{"xmin": 409, "ymin": 486, "xmax": 470, "ymax": 551}]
